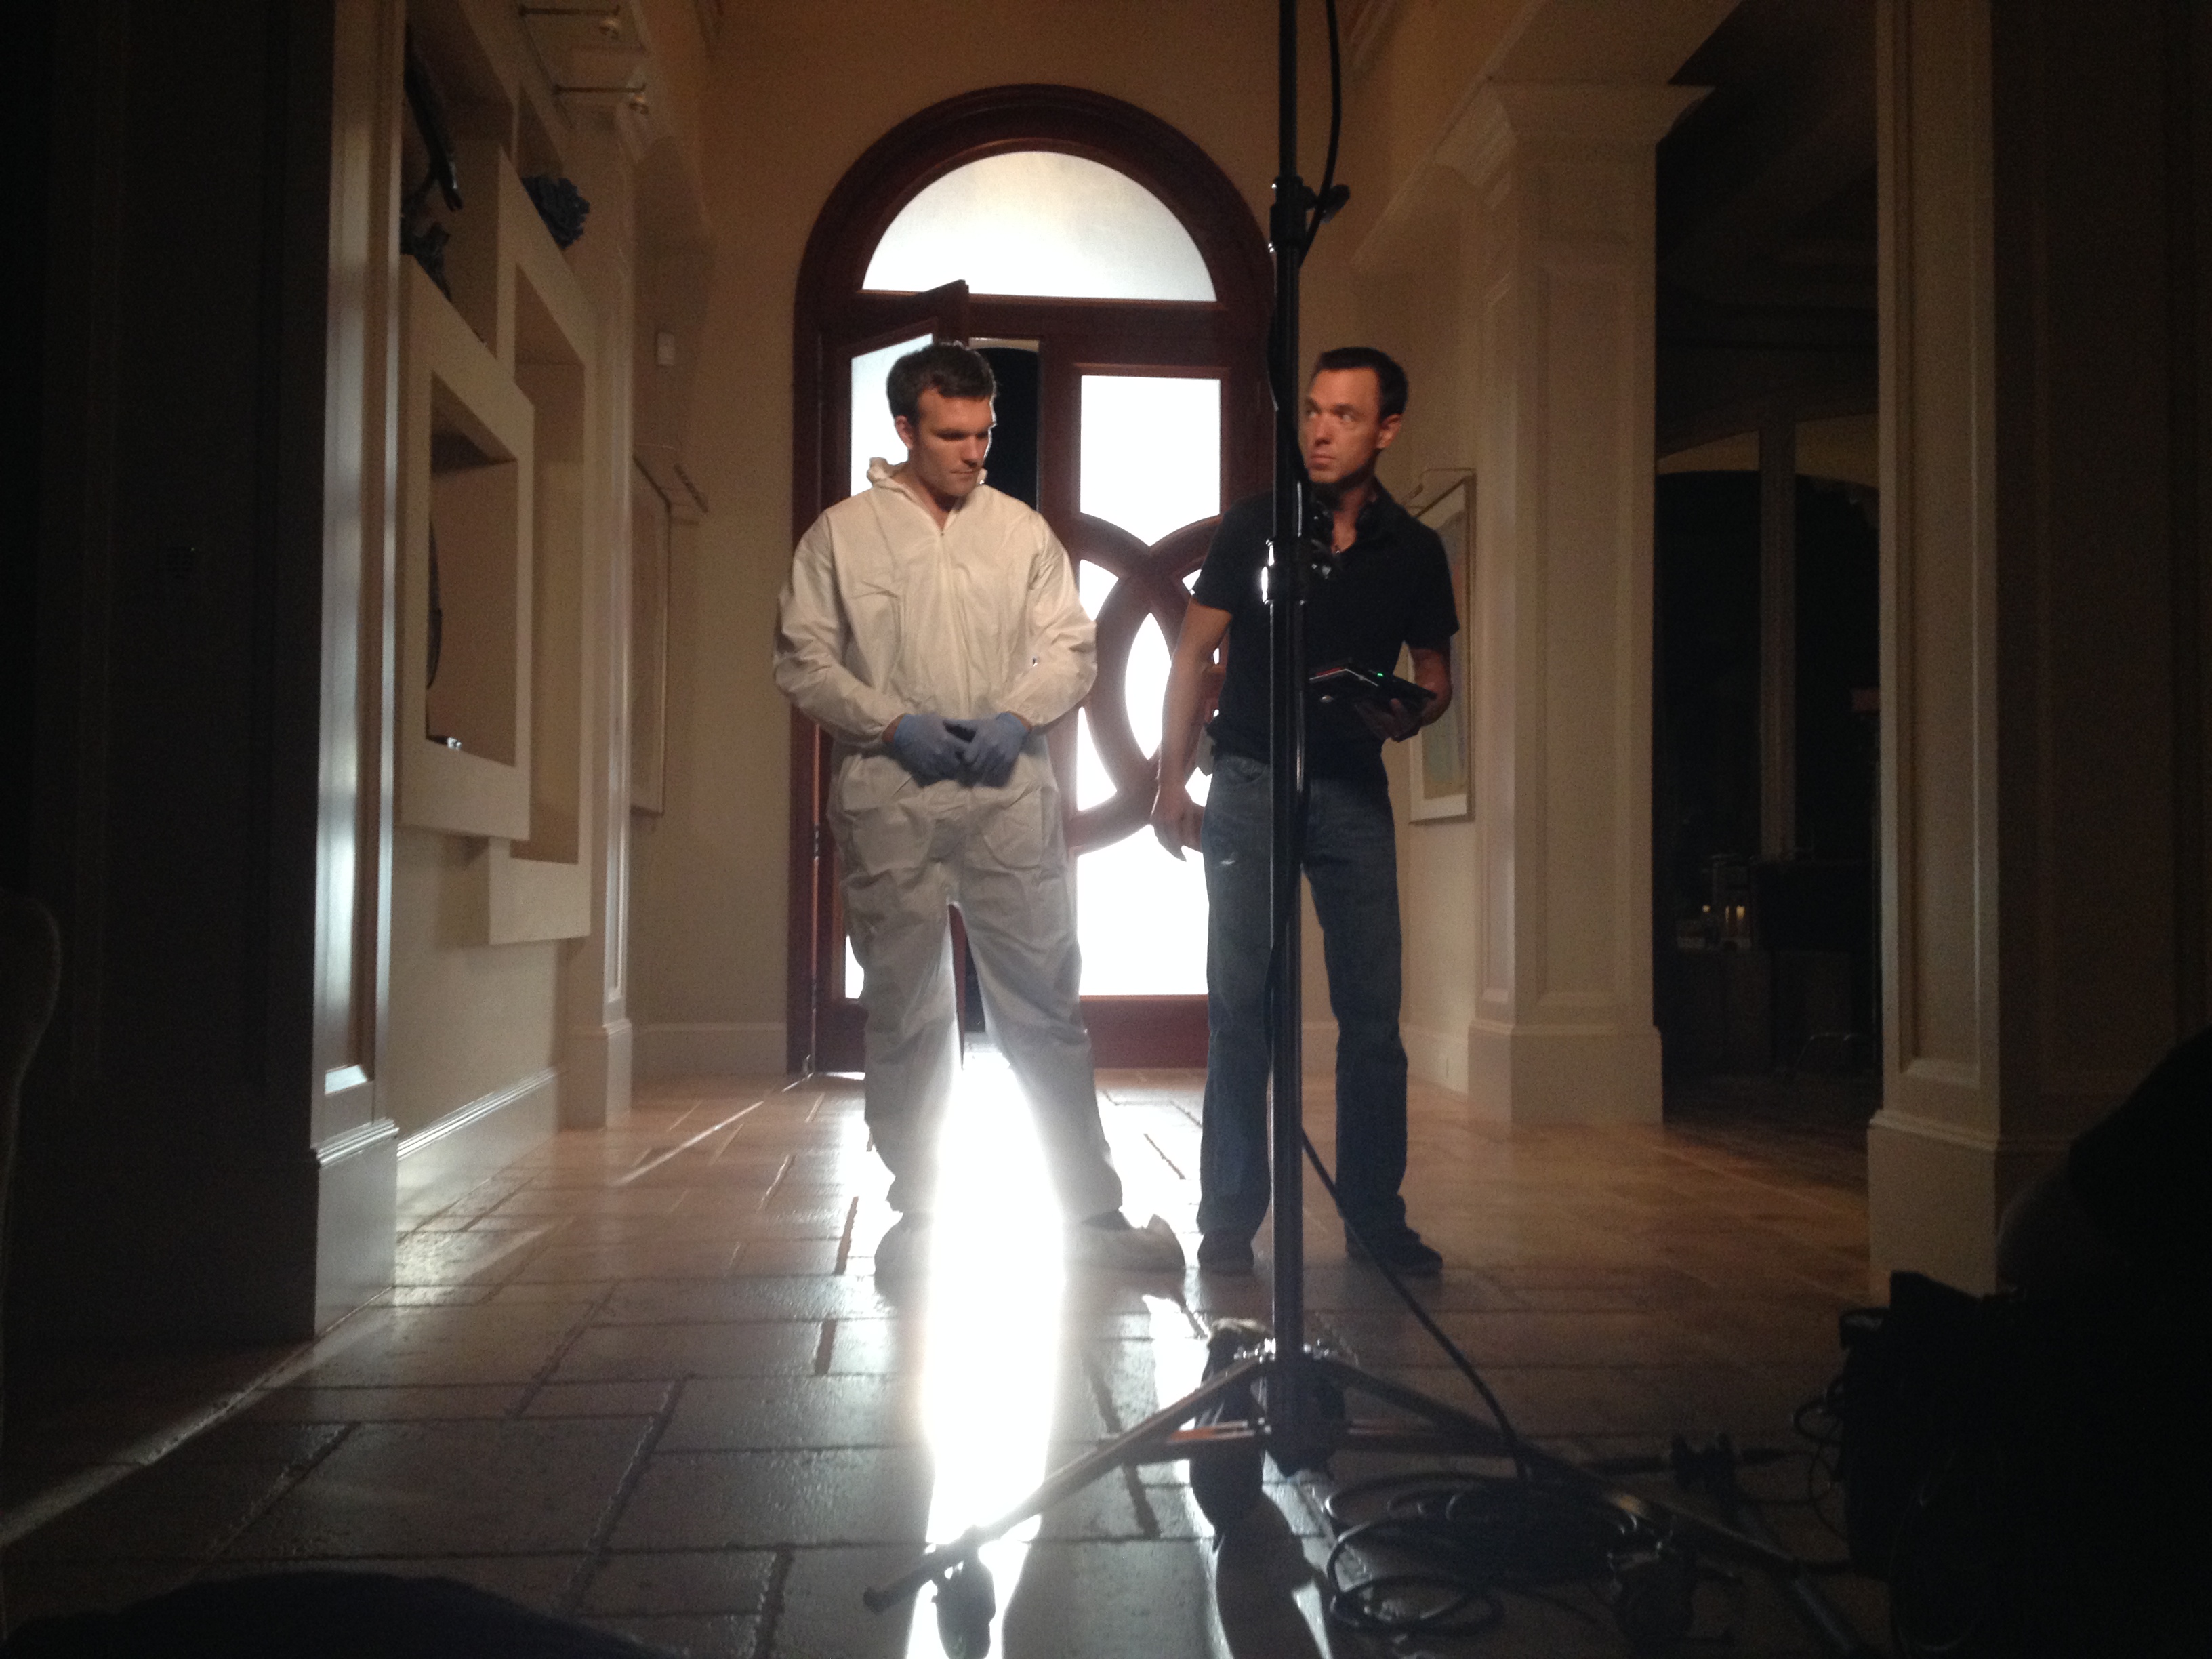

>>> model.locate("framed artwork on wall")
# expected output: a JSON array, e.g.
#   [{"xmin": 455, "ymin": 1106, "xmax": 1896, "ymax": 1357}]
[{"xmin": 1407, "ymin": 476, "xmax": 1472, "ymax": 822}]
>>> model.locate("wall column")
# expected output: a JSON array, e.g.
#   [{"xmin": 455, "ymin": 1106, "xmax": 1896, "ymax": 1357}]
[
  {"xmin": 1442, "ymin": 84, "xmax": 1698, "ymax": 1124},
  {"xmin": 559, "ymin": 117, "xmax": 643, "ymax": 1130},
  {"xmin": 1870, "ymin": 0, "xmax": 2209, "ymax": 1292}
]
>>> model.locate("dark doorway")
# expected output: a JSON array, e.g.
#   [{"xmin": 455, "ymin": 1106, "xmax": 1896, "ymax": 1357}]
[
  {"xmin": 1653, "ymin": 470, "xmax": 1879, "ymax": 1103},
  {"xmin": 975, "ymin": 344, "xmax": 1040, "ymax": 508}
]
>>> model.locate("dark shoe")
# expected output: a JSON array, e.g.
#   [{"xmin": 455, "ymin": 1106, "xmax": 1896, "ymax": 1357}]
[
  {"xmin": 1346, "ymin": 1227, "xmax": 1442, "ymax": 1277},
  {"xmin": 874, "ymin": 1213, "xmax": 931, "ymax": 1279},
  {"xmin": 1197, "ymin": 1232, "xmax": 1256, "ymax": 1273}
]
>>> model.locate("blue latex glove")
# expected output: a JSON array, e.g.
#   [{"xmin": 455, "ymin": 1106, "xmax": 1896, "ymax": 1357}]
[
  {"xmin": 887, "ymin": 713, "xmax": 966, "ymax": 783},
  {"xmin": 959, "ymin": 712, "xmax": 1029, "ymax": 787}
]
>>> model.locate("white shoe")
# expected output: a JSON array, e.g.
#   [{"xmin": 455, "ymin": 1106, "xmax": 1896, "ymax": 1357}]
[
  {"xmin": 1068, "ymin": 1212, "xmax": 1187, "ymax": 1273},
  {"xmin": 874, "ymin": 1214, "xmax": 930, "ymax": 1279}
]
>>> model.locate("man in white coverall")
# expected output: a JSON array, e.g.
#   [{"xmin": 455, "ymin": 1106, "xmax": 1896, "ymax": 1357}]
[{"xmin": 774, "ymin": 343, "xmax": 1184, "ymax": 1278}]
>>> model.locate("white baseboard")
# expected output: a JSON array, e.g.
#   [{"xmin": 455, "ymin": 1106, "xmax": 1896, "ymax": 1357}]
[
  {"xmin": 1401, "ymin": 1021, "xmax": 1468, "ymax": 1093},
  {"xmin": 396, "ymin": 1067, "xmax": 560, "ymax": 1225},
  {"xmin": 563, "ymin": 1018, "xmax": 634, "ymax": 1128},
  {"xmin": 638, "ymin": 1021, "xmax": 788, "ymax": 1080},
  {"xmin": 314, "ymin": 1118, "xmax": 398, "ymax": 1330}
]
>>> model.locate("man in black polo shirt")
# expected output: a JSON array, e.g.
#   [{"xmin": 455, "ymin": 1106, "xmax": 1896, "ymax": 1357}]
[{"xmin": 1151, "ymin": 348, "xmax": 1458, "ymax": 1275}]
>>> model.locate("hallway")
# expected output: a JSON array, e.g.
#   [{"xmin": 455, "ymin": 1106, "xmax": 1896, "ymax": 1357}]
[{"xmin": 1, "ymin": 1072, "xmax": 1885, "ymax": 1656}]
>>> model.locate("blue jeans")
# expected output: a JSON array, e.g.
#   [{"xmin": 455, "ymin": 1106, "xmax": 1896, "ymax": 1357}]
[{"xmin": 1197, "ymin": 751, "xmax": 1410, "ymax": 1240}]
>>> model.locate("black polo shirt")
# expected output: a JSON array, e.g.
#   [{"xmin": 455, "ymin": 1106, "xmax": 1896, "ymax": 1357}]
[{"xmin": 1193, "ymin": 485, "xmax": 1459, "ymax": 784}]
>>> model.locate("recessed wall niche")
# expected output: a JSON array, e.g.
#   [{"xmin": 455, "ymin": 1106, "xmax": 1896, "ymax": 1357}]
[
  {"xmin": 514, "ymin": 281, "xmax": 585, "ymax": 867},
  {"xmin": 426, "ymin": 419, "xmax": 520, "ymax": 766},
  {"xmin": 398, "ymin": 259, "xmax": 534, "ymax": 840},
  {"xmin": 396, "ymin": 141, "xmax": 600, "ymax": 944}
]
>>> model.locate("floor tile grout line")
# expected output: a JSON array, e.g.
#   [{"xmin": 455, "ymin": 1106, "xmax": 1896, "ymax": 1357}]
[
  {"xmin": 745, "ymin": 1544, "xmax": 794, "ymax": 1659},
  {"xmin": 832, "ymin": 1197, "xmax": 859, "ymax": 1275},
  {"xmin": 560, "ymin": 1374, "xmax": 685, "ymax": 1618},
  {"xmin": 756, "ymin": 1153, "xmax": 797, "ymax": 1210},
  {"xmin": 512, "ymin": 1284, "xmax": 623, "ymax": 1419},
  {"xmin": 1082, "ymin": 1350, "xmax": 1124, "ymax": 1439},
  {"xmin": 181, "ymin": 1419, "xmax": 363, "ymax": 1582},
  {"xmin": 1118, "ymin": 1459, "xmax": 1163, "ymax": 1540}
]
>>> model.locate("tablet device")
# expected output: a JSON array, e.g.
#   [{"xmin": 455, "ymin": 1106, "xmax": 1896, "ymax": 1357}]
[{"xmin": 1308, "ymin": 664, "xmax": 1436, "ymax": 710}]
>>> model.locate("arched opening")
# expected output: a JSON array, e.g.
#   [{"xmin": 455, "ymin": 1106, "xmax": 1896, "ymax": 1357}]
[{"xmin": 786, "ymin": 87, "xmax": 1271, "ymax": 1072}]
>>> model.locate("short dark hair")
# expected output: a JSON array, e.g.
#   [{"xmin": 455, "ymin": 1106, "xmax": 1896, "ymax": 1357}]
[
  {"xmin": 886, "ymin": 342, "xmax": 996, "ymax": 425},
  {"xmin": 1311, "ymin": 346, "xmax": 1408, "ymax": 421}
]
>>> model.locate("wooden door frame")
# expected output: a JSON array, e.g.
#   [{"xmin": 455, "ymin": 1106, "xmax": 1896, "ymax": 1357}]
[{"xmin": 786, "ymin": 87, "xmax": 1271, "ymax": 1074}]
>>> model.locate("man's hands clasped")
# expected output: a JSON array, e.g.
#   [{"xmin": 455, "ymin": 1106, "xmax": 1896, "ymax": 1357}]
[
  {"xmin": 959, "ymin": 712, "xmax": 1029, "ymax": 787},
  {"xmin": 884, "ymin": 711, "xmax": 1031, "ymax": 787},
  {"xmin": 885, "ymin": 712, "xmax": 967, "ymax": 783}
]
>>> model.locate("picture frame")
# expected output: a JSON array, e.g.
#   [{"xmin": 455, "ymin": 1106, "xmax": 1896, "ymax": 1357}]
[{"xmin": 1406, "ymin": 476, "xmax": 1472, "ymax": 822}]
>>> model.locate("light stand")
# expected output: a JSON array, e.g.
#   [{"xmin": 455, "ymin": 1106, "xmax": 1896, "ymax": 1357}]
[{"xmin": 862, "ymin": 5, "xmax": 1877, "ymax": 1654}]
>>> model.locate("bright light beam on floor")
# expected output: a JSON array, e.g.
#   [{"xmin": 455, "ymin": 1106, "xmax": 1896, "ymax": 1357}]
[{"xmin": 908, "ymin": 1042, "xmax": 1064, "ymax": 1658}]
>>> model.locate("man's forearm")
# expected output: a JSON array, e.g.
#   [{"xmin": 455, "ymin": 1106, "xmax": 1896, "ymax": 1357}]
[
  {"xmin": 1158, "ymin": 654, "xmax": 1207, "ymax": 787},
  {"xmin": 773, "ymin": 638, "xmax": 905, "ymax": 745},
  {"xmin": 1411, "ymin": 648, "xmax": 1452, "ymax": 728},
  {"xmin": 999, "ymin": 640, "xmax": 1096, "ymax": 731}
]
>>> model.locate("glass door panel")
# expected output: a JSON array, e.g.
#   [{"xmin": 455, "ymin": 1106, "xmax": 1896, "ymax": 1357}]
[
  {"xmin": 1077, "ymin": 374, "xmax": 1221, "ymax": 541},
  {"xmin": 1072, "ymin": 373, "xmax": 1221, "ymax": 996},
  {"xmin": 848, "ymin": 334, "xmax": 930, "ymax": 497}
]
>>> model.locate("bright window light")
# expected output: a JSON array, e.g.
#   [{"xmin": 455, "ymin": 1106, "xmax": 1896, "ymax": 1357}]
[
  {"xmin": 1078, "ymin": 375, "xmax": 1221, "ymax": 546},
  {"xmin": 1071, "ymin": 443, "xmax": 1216, "ymax": 999},
  {"xmin": 864, "ymin": 152, "xmax": 1215, "ymax": 302},
  {"xmin": 1071, "ymin": 375, "xmax": 1220, "ymax": 996},
  {"xmin": 850, "ymin": 333, "xmax": 930, "ymax": 498}
]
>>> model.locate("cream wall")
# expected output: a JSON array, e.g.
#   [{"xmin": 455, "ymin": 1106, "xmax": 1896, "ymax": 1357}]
[
  {"xmin": 630, "ymin": 0, "xmax": 1353, "ymax": 1071},
  {"xmin": 386, "ymin": 832, "xmax": 560, "ymax": 1135}
]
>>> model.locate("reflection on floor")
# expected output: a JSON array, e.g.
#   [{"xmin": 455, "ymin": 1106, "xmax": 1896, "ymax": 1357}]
[{"xmin": 0, "ymin": 1062, "xmax": 1891, "ymax": 1656}]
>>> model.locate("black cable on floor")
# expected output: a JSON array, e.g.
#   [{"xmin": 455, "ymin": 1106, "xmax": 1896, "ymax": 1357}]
[{"xmin": 1320, "ymin": 1471, "xmax": 1643, "ymax": 1637}]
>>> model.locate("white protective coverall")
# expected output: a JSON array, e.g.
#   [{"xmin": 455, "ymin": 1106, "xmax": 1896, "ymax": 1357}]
[{"xmin": 774, "ymin": 458, "xmax": 1122, "ymax": 1221}]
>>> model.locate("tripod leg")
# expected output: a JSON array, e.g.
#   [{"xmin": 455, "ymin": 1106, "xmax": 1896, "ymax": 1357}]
[{"xmin": 1189, "ymin": 1327, "xmax": 1267, "ymax": 1527}]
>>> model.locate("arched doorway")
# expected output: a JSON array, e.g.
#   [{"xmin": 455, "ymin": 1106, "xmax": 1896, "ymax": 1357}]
[{"xmin": 785, "ymin": 86, "xmax": 1271, "ymax": 1073}]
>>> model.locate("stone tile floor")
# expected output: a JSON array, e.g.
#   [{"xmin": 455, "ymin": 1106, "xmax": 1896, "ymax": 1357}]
[{"xmin": 0, "ymin": 1061, "xmax": 1893, "ymax": 1655}]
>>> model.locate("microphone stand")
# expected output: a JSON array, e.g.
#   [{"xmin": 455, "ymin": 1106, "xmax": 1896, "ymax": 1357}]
[
  {"xmin": 862, "ymin": 6, "xmax": 1874, "ymax": 1654},
  {"xmin": 1264, "ymin": 0, "xmax": 1314, "ymax": 1472}
]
